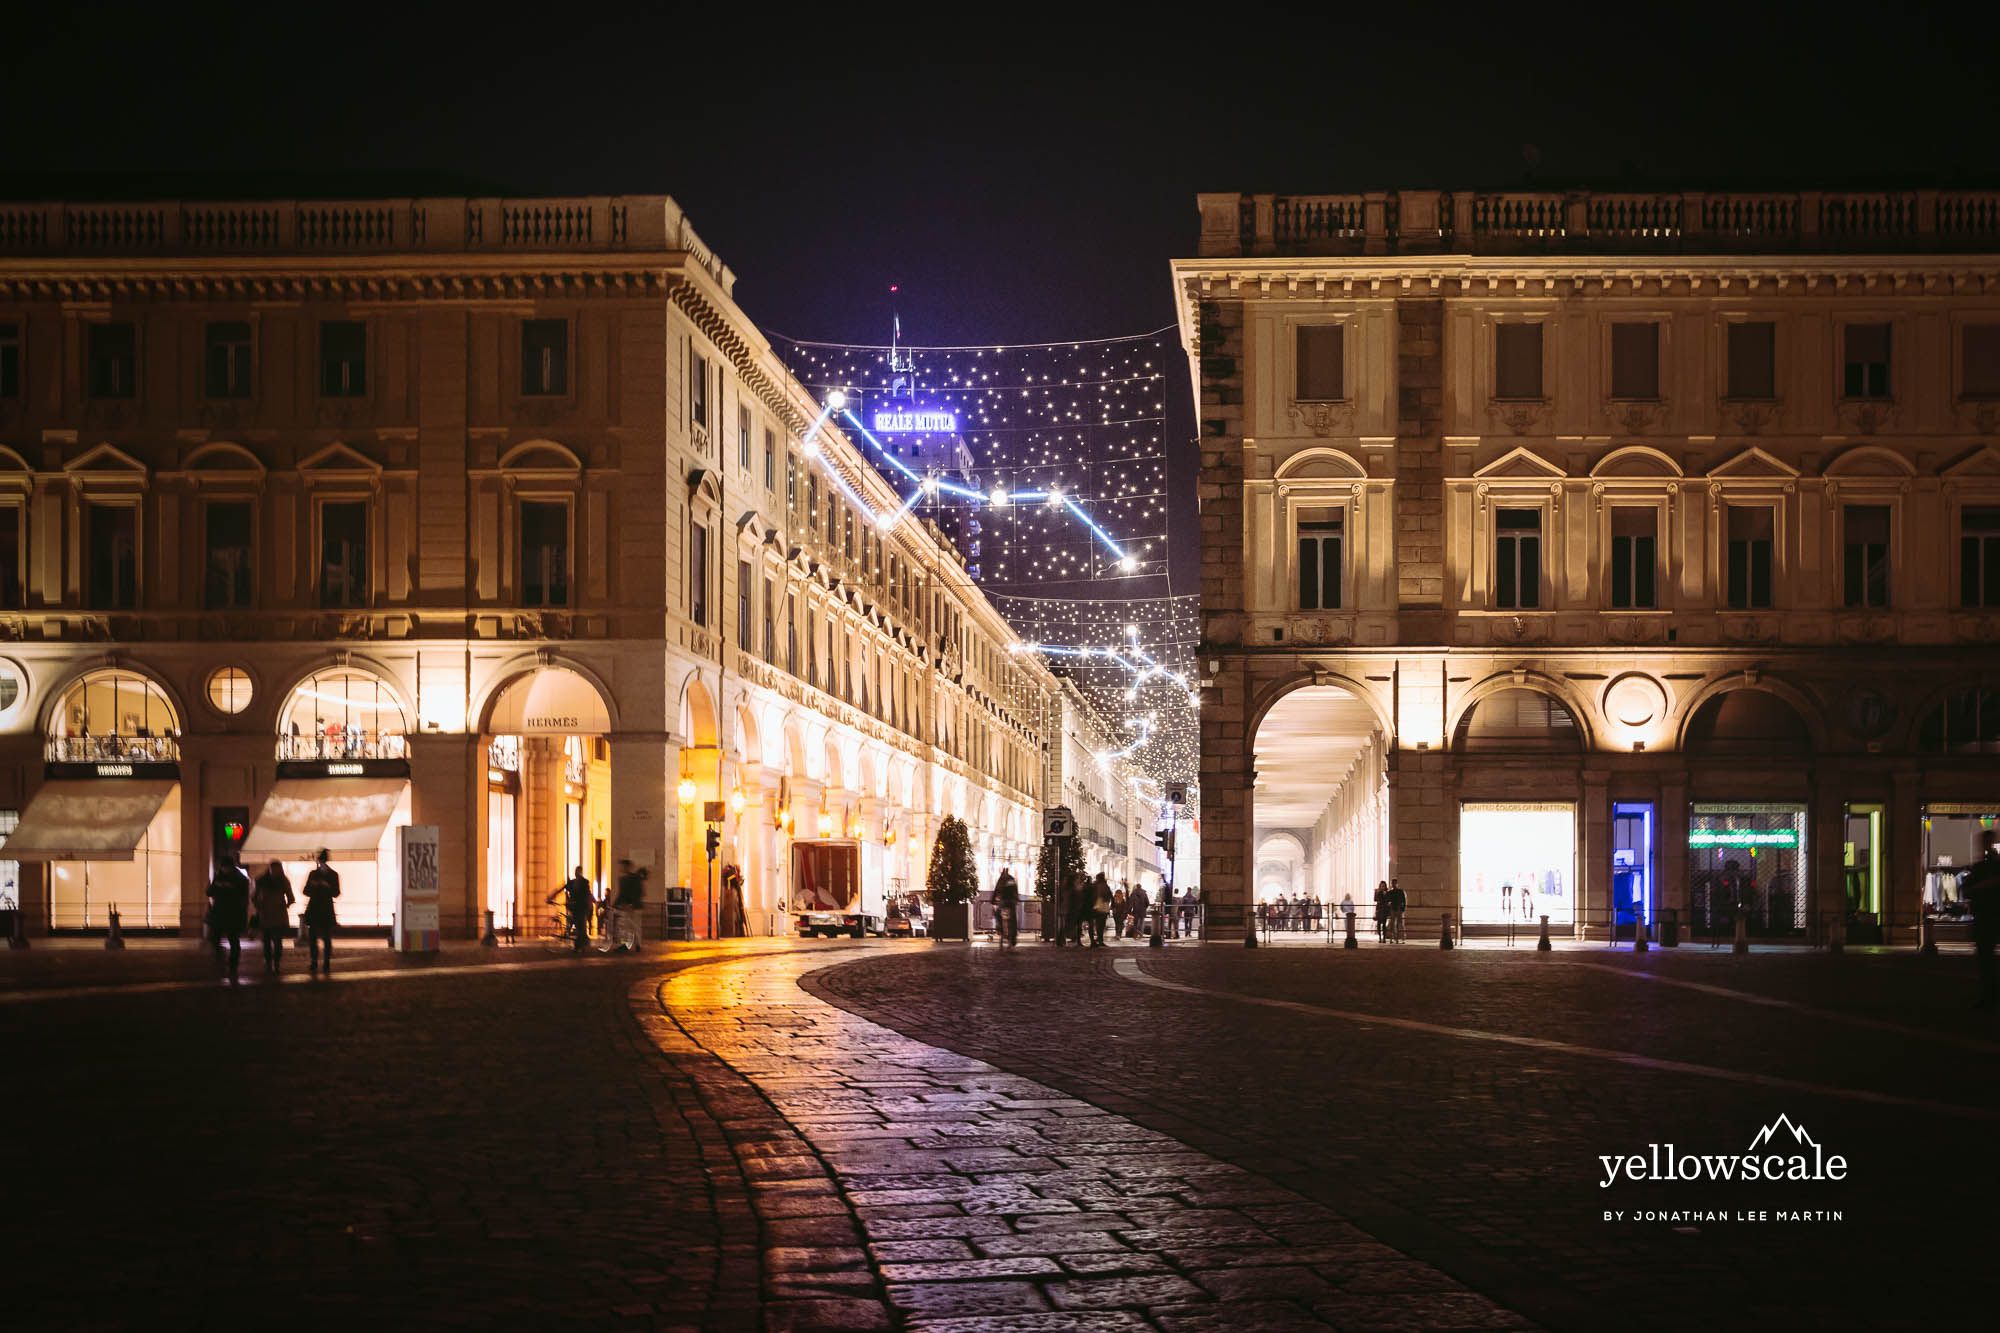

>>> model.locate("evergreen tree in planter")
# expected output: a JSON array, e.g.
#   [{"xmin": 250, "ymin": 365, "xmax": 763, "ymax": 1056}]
[
  {"xmin": 925, "ymin": 816, "xmax": 979, "ymax": 941},
  {"xmin": 1034, "ymin": 829, "xmax": 1083, "ymax": 940}
]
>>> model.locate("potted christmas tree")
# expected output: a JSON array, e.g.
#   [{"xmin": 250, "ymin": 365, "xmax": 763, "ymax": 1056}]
[{"xmin": 926, "ymin": 816, "xmax": 978, "ymax": 942}]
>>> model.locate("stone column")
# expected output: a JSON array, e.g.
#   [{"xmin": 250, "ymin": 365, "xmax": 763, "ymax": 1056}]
[
  {"xmin": 1387, "ymin": 747, "xmax": 1453, "ymax": 913},
  {"xmin": 1196, "ymin": 294, "xmax": 1249, "ymax": 940},
  {"xmin": 1200, "ymin": 657, "xmax": 1251, "ymax": 940},
  {"xmin": 1660, "ymin": 776, "xmax": 1689, "ymax": 926},
  {"xmin": 1581, "ymin": 771, "xmax": 1610, "ymax": 937},
  {"xmin": 1811, "ymin": 779, "xmax": 1847, "ymax": 943},
  {"xmin": 1889, "ymin": 767, "xmax": 1922, "ymax": 946},
  {"xmin": 406, "ymin": 731, "xmax": 478, "ymax": 937},
  {"xmin": 1394, "ymin": 299, "xmax": 1446, "ymax": 644},
  {"xmin": 610, "ymin": 732, "xmax": 672, "ymax": 922}
]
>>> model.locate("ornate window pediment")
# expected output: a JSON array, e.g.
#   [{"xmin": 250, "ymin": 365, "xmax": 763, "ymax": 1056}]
[
  {"xmin": 1944, "ymin": 445, "xmax": 2000, "ymax": 478},
  {"xmin": 1824, "ymin": 444, "xmax": 1915, "ymax": 477},
  {"xmin": 181, "ymin": 441, "xmax": 266, "ymax": 483},
  {"xmin": 1473, "ymin": 446, "xmax": 1565, "ymax": 480},
  {"xmin": 297, "ymin": 441, "xmax": 382, "ymax": 477},
  {"xmin": 497, "ymin": 439, "xmax": 582, "ymax": 474},
  {"xmin": 1708, "ymin": 445, "xmax": 1799, "ymax": 479},
  {"xmin": 1274, "ymin": 448, "xmax": 1365, "ymax": 481},
  {"xmin": 1590, "ymin": 445, "xmax": 1682, "ymax": 479},
  {"xmin": 65, "ymin": 442, "xmax": 149, "ymax": 480}
]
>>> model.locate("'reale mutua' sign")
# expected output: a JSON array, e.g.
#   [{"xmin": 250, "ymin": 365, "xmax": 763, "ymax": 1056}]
[{"xmin": 871, "ymin": 409, "xmax": 957, "ymax": 434}]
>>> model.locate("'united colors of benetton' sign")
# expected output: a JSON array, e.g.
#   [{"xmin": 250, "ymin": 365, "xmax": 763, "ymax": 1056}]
[{"xmin": 872, "ymin": 410, "xmax": 957, "ymax": 433}]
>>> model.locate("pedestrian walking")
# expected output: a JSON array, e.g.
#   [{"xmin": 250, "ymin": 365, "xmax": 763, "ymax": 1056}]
[
  {"xmin": 993, "ymin": 867, "xmax": 1021, "ymax": 947},
  {"xmin": 302, "ymin": 850, "xmax": 341, "ymax": 975},
  {"xmin": 207, "ymin": 854, "xmax": 251, "ymax": 984},
  {"xmin": 251, "ymin": 860, "xmax": 294, "ymax": 976},
  {"xmin": 1184, "ymin": 884, "xmax": 1201, "ymax": 937},
  {"xmin": 1374, "ymin": 880, "xmax": 1390, "ymax": 940},
  {"xmin": 1111, "ymin": 886, "xmax": 1129, "ymax": 939},
  {"xmin": 1388, "ymin": 878, "xmax": 1408, "ymax": 943},
  {"xmin": 1127, "ymin": 883, "xmax": 1150, "ymax": 940},
  {"xmin": 1065, "ymin": 868, "xmax": 1093, "ymax": 946},
  {"xmin": 1963, "ymin": 830, "xmax": 2000, "ymax": 1008},
  {"xmin": 548, "ymin": 866, "xmax": 593, "ymax": 953},
  {"xmin": 1088, "ymin": 871, "xmax": 1112, "ymax": 947},
  {"xmin": 611, "ymin": 860, "xmax": 646, "ymax": 953}
]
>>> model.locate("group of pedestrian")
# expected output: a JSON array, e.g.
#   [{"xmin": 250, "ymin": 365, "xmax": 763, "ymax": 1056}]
[
  {"xmin": 1052, "ymin": 868, "xmax": 1114, "ymax": 946},
  {"xmin": 981, "ymin": 868, "xmax": 1200, "ymax": 948},
  {"xmin": 205, "ymin": 849, "xmax": 340, "ymax": 983},
  {"xmin": 1259, "ymin": 895, "xmax": 1324, "ymax": 932},
  {"xmin": 1372, "ymin": 878, "xmax": 1408, "ymax": 942},
  {"xmin": 547, "ymin": 860, "xmax": 649, "ymax": 953}
]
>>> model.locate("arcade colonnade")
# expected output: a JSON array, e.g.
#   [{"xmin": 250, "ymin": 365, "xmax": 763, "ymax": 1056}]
[{"xmin": 0, "ymin": 639, "xmax": 1042, "ymax": 939}]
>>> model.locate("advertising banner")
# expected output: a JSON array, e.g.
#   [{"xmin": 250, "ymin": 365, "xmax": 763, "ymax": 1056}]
[{"xmin": 396, "ymin": 823, "xmax": 441, "ymax": 952}]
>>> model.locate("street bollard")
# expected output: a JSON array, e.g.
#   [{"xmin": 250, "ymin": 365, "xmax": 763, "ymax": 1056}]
[
  {"xmin": 1344, "ymin": 910, "xmax": 1358, "ymax": 949},
  {"xmin": 1828, "ymin": 910, "xmax": 1845, "ymax": 955},
  {"xmin": 1661, "ymin": 908, "xmax": 1679, "ymax": 948},
  {"xmin": 1150, "ymin": 908, "xmax": 1166, "ymax": 949},
  {"xmin": 1920, "ymin": 916, "xmax": 1938, "ymax": 957},
  {"xmin": 1733, "ymin": 913, "xmax": 1749, "ymax": 955},
  {"xmin": 105, "ymin": 905, "xmax": 126, "ymax": 951},
  {"xmin": 1243, "ymin": 910, "xmax": 1257, "ymax": 948},
  {"xmin": 1439, "ymin": 911, "xmax": 1454, "ymax": 950},
  {"xmin": 1634, "ymin": 916, "xmax": 1649, "ymax": 953},
  {"xmin": 1536, "ymin": 913, "xmax": 1551, "ymax": 952},
  {"xmin": 480, "ymin": 909, "xmax": 499, "ymax": 949}
]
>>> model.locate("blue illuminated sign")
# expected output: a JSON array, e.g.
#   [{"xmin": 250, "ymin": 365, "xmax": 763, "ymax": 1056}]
[{"xmin": 872, "ymin": 409, "xmax": 957, "ymax": 433}]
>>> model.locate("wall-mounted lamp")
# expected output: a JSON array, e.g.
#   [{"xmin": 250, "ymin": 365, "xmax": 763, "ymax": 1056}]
[
  {"xmin": 1631, "ymin": 740, "xmax": 1646, "ymax": 753},
  {"xmin": 677, "ymin": 777, "xmax": 699, "ymax": 804},
  {"xmin": 729, "ymin": 787, "xmax": 747, "ymax": 816}
]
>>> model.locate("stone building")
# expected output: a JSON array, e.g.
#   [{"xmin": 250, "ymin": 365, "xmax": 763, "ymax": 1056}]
[
  {"xmin": 1043, "ymin": 674, "xmax": 1164, "ymax": 896},
  {"xmin": 1176, "ymin": 189, "xmax": 2000, "ymax": 942},
  {"xmin": 0, "ymin": 194, "xmax": 1052, "ymax": 938}
]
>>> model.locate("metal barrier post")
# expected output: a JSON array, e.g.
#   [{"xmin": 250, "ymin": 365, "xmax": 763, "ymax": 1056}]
[
  {"xmin": 105, "ymin": 905, "xmax": 125, "ymax": 951},
  {"xmin": 1439, "ymin": 911, "xmax": 1454, "ymax": 950},
  {"xmin": 1920, "ymin": 915, "xmax": 1938, "ymax": 957},
  {"xmin": 1634, "ymin": 914, "xmax": 1649, "ymax": 953},
  {"xmin": 480, "ymin": 909, "xmax": 498, "ymax": 948},
  {"xmin": 1661, "ymin": 908, "xmax": 1679, "ymax": 947},
  {"xmin": 1344, "ymin": 910, "xmax": 1358, "ymax": 949},
  {"xmin": 1733, "ymin": 913, "xmax": 1749, "ymax": 954},
  {"xmin": 1536, "ymin": 914, "xmax": 1551, "ymax": 952}
]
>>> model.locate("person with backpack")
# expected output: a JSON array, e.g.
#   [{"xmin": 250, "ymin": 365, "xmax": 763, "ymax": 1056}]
[
  {"xmin": 206, "ymin": 853, "xmax": 251, "ymax": 984},
  {"xmin": 251, "ymin": 860, "xmax": 294, "ymax": 976},
  {"xmin": 992, "ymin": 867, "xmax": 1020, "ymax": 947},
  {"xmin": 302, "ymin": 850, "xmax": 341, "ymax": 975}
]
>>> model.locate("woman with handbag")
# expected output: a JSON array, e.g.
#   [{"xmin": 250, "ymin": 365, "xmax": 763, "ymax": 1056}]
[{"xmin": 252, "ymin": 861, "xmax": 295, "ymax": 976}]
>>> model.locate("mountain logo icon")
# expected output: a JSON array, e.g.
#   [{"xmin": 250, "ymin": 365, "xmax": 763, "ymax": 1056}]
[{"xmin": 1746, "ymin": 1114, "xmax": 1819, "ymax": 1153}]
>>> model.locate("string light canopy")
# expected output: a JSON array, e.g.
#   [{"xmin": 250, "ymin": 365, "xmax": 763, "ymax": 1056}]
[{"xmin": 775, "ymin": 323, "xmax": 1196, "ymax": 809}]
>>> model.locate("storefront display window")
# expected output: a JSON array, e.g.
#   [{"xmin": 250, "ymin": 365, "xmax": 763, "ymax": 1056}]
[
  {"xmin": 1689, "ymin": 803, "xmax": 1807, "ymax": 936},
  {"xmin": 279, "ymin": 668, "xmax": 407, "ymax": 762},
  {"xmin": 1612, "ymin": 802, "xmax": 1654, "ymax": 933},
  {"xmin": 1460, "ymin": 802, "xmax": 1575, "ymax": 927},
  {"xmin": 1922, "ymin": 804, "xmax": 1999, "ymax": 920}
]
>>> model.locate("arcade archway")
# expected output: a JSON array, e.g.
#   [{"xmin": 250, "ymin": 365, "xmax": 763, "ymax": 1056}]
[
  {"xmin": 1249, "ymin": 683, "xmax": 1387, "ymax": 932},
  {"xmin": 481, "ymin": 666, "xmax": 614, "ymax": 933}
]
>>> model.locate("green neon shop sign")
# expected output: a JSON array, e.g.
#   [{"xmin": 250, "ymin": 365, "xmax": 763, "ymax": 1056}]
[{"xmin": 1689, "ymin": 829, "xmax": 1800, "ymax": 849}]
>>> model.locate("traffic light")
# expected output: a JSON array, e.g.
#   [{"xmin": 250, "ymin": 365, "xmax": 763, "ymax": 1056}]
[
  {"xmin": 211, "ymin": 806, "xmax": 249, "ymax": 870},
  {"xmin": 704, "ymin": 826, "xmax": 720, "ymax": 860},
  {"xmin": 1154, "ymin": 827, "xmax": 1175, "ymax": 855}
]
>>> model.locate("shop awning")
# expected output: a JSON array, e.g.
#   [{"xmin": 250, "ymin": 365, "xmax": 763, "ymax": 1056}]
[
  {"xmin": 485, "ymin": 668, "xmax": 611, "ymax": 735},
  {"xmin": 3, "ymin": 780, "xmax": 178, "ymax": 861},
  {"xmin": 240, "ymin": 779, "xmax": 408, "ymax": 862}
]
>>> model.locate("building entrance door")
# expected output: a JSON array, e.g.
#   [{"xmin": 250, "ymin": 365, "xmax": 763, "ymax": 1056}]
[{"xmin": 1611, "ymin": 801, "xmax": 1655, "ymax": 938}]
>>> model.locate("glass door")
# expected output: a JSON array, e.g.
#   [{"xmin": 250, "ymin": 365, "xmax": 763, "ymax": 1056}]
[{"xmin": 1612, "ymin": 802, "xmax": 1655, "ymax": 938}]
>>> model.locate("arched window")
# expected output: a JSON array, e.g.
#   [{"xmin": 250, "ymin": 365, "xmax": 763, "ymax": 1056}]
[
  {"xmin": 1917, "ymin": 689, "xmax": 2000, "ymax": 755},
  {"xmin": 47, "ymin": 668, "xmax": 180, "ymax": 763},
  {"xmin": 1685, "ymin": 690, "xmax": 1812, "ymax": 754},
  {"xmin": 279, "ymin": 667, "xmax": 407, "ymax": 761},
  {"xmin": 1454, "ymin": 688, "xmax": 1581, "ymax": 752}
]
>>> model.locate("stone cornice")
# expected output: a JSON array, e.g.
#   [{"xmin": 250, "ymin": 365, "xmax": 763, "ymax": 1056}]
[{"xmin": 0, "ymin": 253, "xmax": 680, "ymax": 303}]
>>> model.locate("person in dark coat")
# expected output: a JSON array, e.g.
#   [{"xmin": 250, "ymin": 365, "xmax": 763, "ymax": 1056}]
[
  {"xmin": 548, "ymin": 865, "xmax": 593, "ymax": 952},
  {"xmin": 1087, "ymin": 871, "xmax": 1112, "ymax": 947},
  {"xmin": 992, "ymin": 868, "xmax": 1020, "ymax": 947},
  {"xmin": 251, "ymin": 861, "xmax": 294, "ymax": 976},
  {"xmin": 302, "ymin": 850, "xmax": 341, "ymax": 975},
  {"xmin": 207, "ymin": 854, "xmax": 251, "ymax": 983},
  {"xmin": 1964, "ymin": 830, "xmax": 2000, "ymax": 1008},
  {"xmin": 1126, "ymin": 883, "xmax": 1151, "ymax": 939}
]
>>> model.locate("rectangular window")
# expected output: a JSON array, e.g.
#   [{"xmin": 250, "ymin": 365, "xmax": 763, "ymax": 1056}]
[
  {"xmin": 1726, "ymin": 505, "xmax": 1775, "ymax": 610},
  {"xmin": 1495, "ymin": 323, "xmax": 1544, "ymax": 400},
  {"xmin": 1843, "ymin": 323, "xmax": 1891, "ymax": 399},
  {"xmin": 0, "ymin": 321, "xmax": 18, "ymax": 399},
  {"xmin": 763, "ymin": 428, "xmax": 776, "ymax": 491},
  {"xmin": 1493, "ymin": 508, "xmax": 1541, "ymax": 609},
  {"xmin": 737, "ymin": 406, "xmax": 752, "ymax": 472},
  {"xmin": 1843, "ymin": 504, "xmax": 1892, "ymax": 609},
  {"xmin": 763, "ymin": 577, "xmax": 776, "ymax": 661},
  {"xmin": 204, "ymin": 321, "xmax": 253, "ymax": 399},
  {"xmin": 738, "ymin": 559, "xmax": 752, "ymax": 645},
  {"xmin": 87, "ymin": 322, "xmax": 137, "ymax": 399},
  {"xmin": 86, "ymin": 503, "xmax": 138, "ymax": 609},
  {"xmin": 319, "ymin": 321, "xmax": 367, "ymax": 397},
  {"xmin": 826, "ymin": 495, "xmax": 838, "ymax": 546},
  {"xmin": 786, "ymin": 592, "xmax": 799, "ymax": 673},
  {"xmin": 1296, "ymin": 507, "xmax": 1343, "ymax": 610},
  {"xmin": 521, "ymin": 319, "xmax": 568, "ymax": 396},
  {"xmin": 1609, "ymin": 508, "xmax": 1657, "ymax": 610},
  {"xmin": 1962, "ymin": 506, "xmax": 2000, "ymax": 608},
  {"xmin": 689, "ymin": 522, "xmax": 709, "ymax": 627},
  {"xmin": 1294, "ymin": 325, "xmax": 1344, "ymax": 401},
  {"xmin": 689, "ymin": 351, "xmax": 709, "ymax": 428},
  {"xmin": 806, "ymin": 604, "xmax": 818, "ymax": 685},
  {"xmin": 0, "ymin": 506, "xmax": 21, "ymax": 610},
  {"xmin": 1962, "ymin": 325, "xmax": 2000, "ymax": 400},
  {"xmin": 786, "ymin": 453, "xmax": 799, "ymax": 513},
  {"xmin": 203, "ymin": 501, "xmax": 254, "ymax": 610},
  {"xmin": 1726, "ymin": 321, "xmax": 1777, "ymax": 399},
  {"xmin": 1610, "ymin": 323, "xmax": 1660, "ymax": 400},
  {"xmin": 843, "ymin": 508, "xmax": 854, "ymax": 559},
  {"xmin": 319, "ymin": 501, "xmax": 368, "ymax": 608},
  {"xmin": 520, "ymin": 500, "xmax": 569, "ymax": 607}
]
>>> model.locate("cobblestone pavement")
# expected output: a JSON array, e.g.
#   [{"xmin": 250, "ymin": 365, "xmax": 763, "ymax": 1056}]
[
  {"xmin": 806, "ymin": 941, "xmax": 2000, "ymax": 1331},
  {"xmin": 3, "ymin": 939, "xmax": 810, "ymax": 1329},
  {"xmin": 647, "ymin": 948, "xmax": 1530, "ymax": 1332}
]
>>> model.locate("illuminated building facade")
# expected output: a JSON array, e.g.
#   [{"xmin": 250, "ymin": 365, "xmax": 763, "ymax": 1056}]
[
  {"xmin": 0, "ymin": 195, "xmax": 1051, "ymax": 937},
  {"xmin": 1178, "ymin": 189, "xmax": 2000, "ymax": 942}
]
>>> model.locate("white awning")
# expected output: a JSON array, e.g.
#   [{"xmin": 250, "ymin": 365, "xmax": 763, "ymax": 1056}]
[
  {"xmin": 241, "ymin": 779, "xmax": 409, "ymax": 862},
  {"xmin": 3, "ymin": 780, "xmax": 178, "ymax": 862},
  {"xmin": 486, "ymin": 668, "xmax": 611, "ymax": 735}
]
